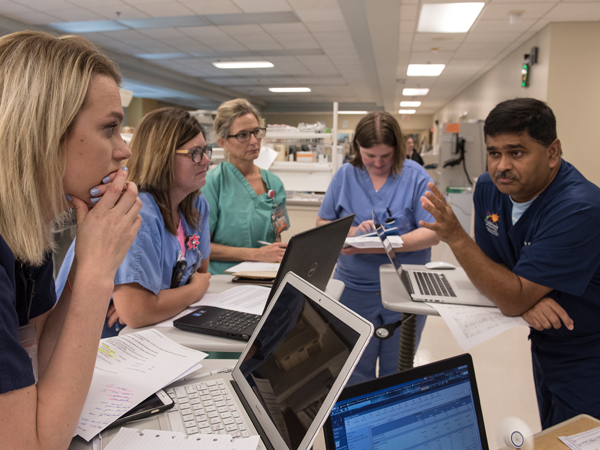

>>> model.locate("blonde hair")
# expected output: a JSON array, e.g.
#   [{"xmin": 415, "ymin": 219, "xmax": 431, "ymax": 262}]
[
  {"xmin": 214, "ymin": 98, "xmax": 263, "ymax": 141},
  {"xmin": 0, "ymin": 31, "xmax": 121, "ymax": 266},
  {"xmin": 127, "ymin": 107, "xmax": 205, "ymax": 236},
  {"xmin": 350, "ymin": 112, "xmax": 406, "ymax": 176}
]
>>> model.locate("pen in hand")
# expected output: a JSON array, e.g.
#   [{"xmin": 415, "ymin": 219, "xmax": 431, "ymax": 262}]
[{"xmin": 257, "ymin": 240, "xmax": 270, "ymax": 246}]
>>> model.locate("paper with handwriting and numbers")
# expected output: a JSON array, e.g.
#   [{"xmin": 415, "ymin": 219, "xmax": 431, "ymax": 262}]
[{"xmin": 76, "ymin": 330, "xmax": 207, "ymax": 441}]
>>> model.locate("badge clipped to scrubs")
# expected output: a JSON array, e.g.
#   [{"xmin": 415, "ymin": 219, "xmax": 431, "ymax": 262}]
[
  {"xmin": 268, "ymin": 189, "xmax": 289, "ymax": 235},
  {"xmin": 170, "ymin": 252, "xmax": 188, "ymax": 289}
]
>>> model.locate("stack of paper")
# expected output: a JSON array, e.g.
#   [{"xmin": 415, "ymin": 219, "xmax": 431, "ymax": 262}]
[
  {"xmin": 105, "ymin": 428, "xmax": 260, "ymax": 450},
  {"xmin": 76, "ymin": 330, "xmax": 208, "ymax": 441}
]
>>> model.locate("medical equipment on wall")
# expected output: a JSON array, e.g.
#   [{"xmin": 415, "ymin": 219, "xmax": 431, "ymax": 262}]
[{"xmin": 436, "ymin": 121, "xmax": 487, "ymax": 193}]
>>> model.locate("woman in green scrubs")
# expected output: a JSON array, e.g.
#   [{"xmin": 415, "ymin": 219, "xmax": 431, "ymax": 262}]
[{"xmin": 203, "ymin": 98, "xmax": 290, "ymax": 274}]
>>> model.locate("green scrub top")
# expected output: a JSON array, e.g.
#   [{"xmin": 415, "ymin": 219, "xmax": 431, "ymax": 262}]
[{"xmin": 202, "ymin": 161, "xmax": 290, "ymax": 274}]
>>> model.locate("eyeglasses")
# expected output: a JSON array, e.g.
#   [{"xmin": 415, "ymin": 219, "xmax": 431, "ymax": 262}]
[
  {"xmin": 175, "ymin": 146, "xmax": 212, "ymax": 163},
  {"xmin": 226, "ymin": 127, "xmax": 266, "ymax": 143}
]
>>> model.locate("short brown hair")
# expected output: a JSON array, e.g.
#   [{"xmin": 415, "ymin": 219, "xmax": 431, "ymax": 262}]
[
  {"xmin": 350, "ymin": 112, "xmax": 405, "ymax": 175},
  {"xmin": 0, "ymin": 31, "xmax": 120, "ymax": 265},
  {"xmin": 127, "ymin": 107, "xmax": 205, "ymax": 236}
]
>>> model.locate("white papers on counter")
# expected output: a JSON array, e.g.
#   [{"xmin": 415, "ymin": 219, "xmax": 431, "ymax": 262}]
[
  {"xmin": 560, "ymin": 426, "xmax": 600, "ymax": 450},
  {"xmin": 156, "ymin": 286, "xmax": 271, "ymax": 327},
  {"xmin": 104, "ymin": 428, "xmax": 261, "ymax": 450},
  {"xmin": 76, "ymin": 330, "xmax": 208, "ymax": 441},
  {"xmin": 225, "ymin": 262, "xmax": 280, "ymax": 273},
  {"xmin": 344, "ymin": 235, "xmax": 404, "ymax": 249},
  {"xmin": 428, "ymin": 303, "xmax": 528, "ymax": 351}
]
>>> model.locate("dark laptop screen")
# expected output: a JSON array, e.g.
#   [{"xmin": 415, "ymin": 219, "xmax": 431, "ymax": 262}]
[
  {"xmin": 328, "ymin": 363, "xmax": 486, "ymax": 450},
  {"xmin": 239, "ymin": 281, "xmax": 361, "ymax": 450}
]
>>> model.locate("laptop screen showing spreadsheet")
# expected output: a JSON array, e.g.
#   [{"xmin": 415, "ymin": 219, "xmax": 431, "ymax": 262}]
[{"xmin": 323, "ymin": 354, "xmax": 489, "ymax": 450}]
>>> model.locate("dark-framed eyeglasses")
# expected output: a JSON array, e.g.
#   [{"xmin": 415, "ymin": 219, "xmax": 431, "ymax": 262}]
[
  {"xmin": 175, "ymin": 146, "xmax": 212, "ymax": 163},
  {"xmin": 226, "ymin": 127, "xmax": 266, "ymax": 143}
]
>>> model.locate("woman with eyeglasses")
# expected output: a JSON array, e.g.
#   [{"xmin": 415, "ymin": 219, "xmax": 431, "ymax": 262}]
[
  {"xmin": 56, "ymin": 107, "xmax": 212, "ymax": 334},
  {"xmin": 202, "ymin": 98, "xmax": 290, "ymax": 275}
]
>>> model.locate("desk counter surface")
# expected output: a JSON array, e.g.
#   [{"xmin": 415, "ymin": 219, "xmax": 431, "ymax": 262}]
[{"xmin": 120, "ymin": 275, "xmax": 345, "ymax": 353}]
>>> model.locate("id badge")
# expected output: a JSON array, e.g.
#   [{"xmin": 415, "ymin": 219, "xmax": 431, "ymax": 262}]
[
  {"xmin": 271, "ymin": 203, "xmax": 289, "ymax": 235},
  {"xmin": 18, "ymin": 323, "xmax": 38, "ymax": 383}
]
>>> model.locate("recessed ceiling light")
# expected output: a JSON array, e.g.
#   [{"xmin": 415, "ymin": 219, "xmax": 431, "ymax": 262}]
[
  {"xmin": 400, "ymin": 101, "xmax": 421, "ymax": 107},
  {"xmin": 402, "ymin": 88, "xmax": 429, "ymax": 96},
  {"xmin": 338, "ymin": 111, "xmax": 368, "ymax": 114},
  {"xmin": 268, "ymin": 87, "xmax": 311, "ymax": 93},
  {"xmin": 418, "ymin": 3, "xmax": 485, "ymax": 33},
  {"xmin": 407, "ymin": 64, "xmax": 445, "ymax": 77},
  {"xmin": 399, "ymin": 110, "xmax": 417, "ymax": 115},
  {"xmin": 213, "ymin": 61, "xmax": 274, "ymax": 69},
  {"xmin": 49, "ymin": 20, "xmax": 127, "ymax": 33}
]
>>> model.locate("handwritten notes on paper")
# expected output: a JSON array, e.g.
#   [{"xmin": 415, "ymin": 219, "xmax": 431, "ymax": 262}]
[
  {"xmin": 428, "ymin": 303, "xmax": 528, "ymax": 350},
  {"xmin": 104, "ymin": 428, "xmax": 261, "ymax": 450},
  {"xmin": 76, "ymin": 330, "xmax": 208, "ymax": 441}
]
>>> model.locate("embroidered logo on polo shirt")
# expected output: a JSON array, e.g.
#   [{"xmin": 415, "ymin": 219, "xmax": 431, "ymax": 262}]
[{"xmin": 485, "ymin": 212, "xmax": 500, "ymax": 236}]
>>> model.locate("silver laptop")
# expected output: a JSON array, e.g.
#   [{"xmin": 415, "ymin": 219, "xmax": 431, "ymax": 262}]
[
  {"xmin": 71, "ymin": 272, "xmax": 373, "ymax": 450},
  {"xmin": 373, "ymin": 211, "xmax": 495, "ymax": 307}
]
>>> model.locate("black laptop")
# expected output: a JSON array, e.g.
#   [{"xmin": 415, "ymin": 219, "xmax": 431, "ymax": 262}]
[
  {"xmin": 324, "ymin": 353, "xmax": 489, "ymax": 450},
  {"xmin": 173, "ymin": 214, "xmax": 355, "ymax": 341}
]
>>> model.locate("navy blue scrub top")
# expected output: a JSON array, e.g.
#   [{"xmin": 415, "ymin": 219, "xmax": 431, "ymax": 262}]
[
  {"xmin": 0, "ymin": 234, "xmax": 56, "ymax": 393},
  {"xmin": 474, "ymin": 161, "xmax": 600, "ymax": 341}
]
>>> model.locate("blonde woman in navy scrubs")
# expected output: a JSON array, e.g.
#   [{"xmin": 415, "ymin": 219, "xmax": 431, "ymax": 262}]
[
  {"xmin": 317, "ymin": 112, "xmax": 439, "ymax": 385},
  {"xmin": 202, "ymin": 98, "xmax": 290, "ymax": 274}
]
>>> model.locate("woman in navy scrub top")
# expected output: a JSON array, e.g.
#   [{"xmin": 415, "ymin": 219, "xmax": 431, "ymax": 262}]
[
  {"xmin": 0, "ymin": 31, "xmax": 141, "ymax": 449},
  {"xmin": 317, "ymin": 112, "xmax": 439, "ymax": 385}
]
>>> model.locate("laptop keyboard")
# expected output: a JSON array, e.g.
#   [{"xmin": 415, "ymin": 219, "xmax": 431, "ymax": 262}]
[
  {"xmin": 415, "ymin": 272, "xmax": 457, "ymax": 297},
  {"xmin": 166, "ymin": 379, "xmax": 250, "ymax": 438},
  {"xmin": 206, "ymin": 311, "xmax": 261, "ymax": 333}
]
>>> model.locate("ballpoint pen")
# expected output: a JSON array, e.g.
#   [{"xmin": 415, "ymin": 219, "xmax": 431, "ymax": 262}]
[{"xmin": 257, "ymin": 240, "xmax": 270, "ymax": 246}]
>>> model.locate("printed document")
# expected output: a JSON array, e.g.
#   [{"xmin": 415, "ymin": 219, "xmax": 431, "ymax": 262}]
[
  {"xmin": 104, "ymin": 428, "xmax": 260, "ymax": 450},
  {"xmin": 156, "ymin": 286, "xmax": 271, "ymax": 327},
  {"xmin": 429, "ymin": 303, "xmax": 528, "ymax": 350},
  {"xmin": 560, "ymin": 426, "xmax": 600, "ymax": 450},
  {"xmin": 76, "ymin": 330, "xmax": 208, "ymax": 441}
]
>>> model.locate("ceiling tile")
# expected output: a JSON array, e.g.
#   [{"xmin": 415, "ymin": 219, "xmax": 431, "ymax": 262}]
[
  {"xmin": 470, "ymin": 18, "xmax": 537, "ymax": 32},
  {"xmin": 3, "ymin": 10, "xmax": 60, "ymax": 24},
  {"xmin": 178, "ymin": 0, "xmax": 243, "ymax": 15},
  {"xmin": 304, "ymin": 20, "xmax": 347, "ymax": 32},
  {"xmin": 47, "ymin": 7, "xmax": 106, "ymax": 21},
  {"xmin": 479, "ymin": 2, "xmax": 557, "ymax": 20},
  {"xmin": 125, "ymin": 3, "xmax": 195, "ymax": 17},
  {"xmin": 231, "ymin": 0, "xmax": 291, "ymax": 13},
  {"xmin": 542, "ymin": 2, "xmax": 600, "ymax": 19}
]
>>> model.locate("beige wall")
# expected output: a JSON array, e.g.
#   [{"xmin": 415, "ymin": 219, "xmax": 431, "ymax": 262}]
[
  {"xmin": 433, "ymin": 25, "xmax": 551, "ymax": 126},
  {"xmin": 125, "ymin": 97, "xmax": 158, "ymax": 128},
  {"xmin": 546, "ymin": 22, "xmax": 600, "ymax": 186}
]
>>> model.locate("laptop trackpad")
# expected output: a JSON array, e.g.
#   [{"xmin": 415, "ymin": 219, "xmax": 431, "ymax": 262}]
[{"xmin": 455, "ymin": 280, "xmax": 478, "ymax": 292}]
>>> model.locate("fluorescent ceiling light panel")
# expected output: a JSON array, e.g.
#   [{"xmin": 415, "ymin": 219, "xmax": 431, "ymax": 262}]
[
  {"xmin": 399, "ymin": 110, "xmax": 417, "ymax": 114},
  {"xmin": 49, "ymin": 20, "xmax": 127, "ymax": 33},
  {"xmin": 268, "ymin": 87, "xmax": 311, "ymax": 93},
  {"xmin": 407, "ymin": 64, "xmax": 445, "ymax": 76},
  {"xmin": 338, "ymin": 111, "xmax": 368, "ymax": 114},
  {"xmin": 118, "ymin": 16, "xmax": 208, "ymax": 29},
  {"xmin": 213, "ymin": 61, "xmax": 274, "ymax": 69},
  {"xmin": 418, "ymin": 3, "xmax": 485, "ymax": 33},
  {"xmin": 402, "ymin": 88, "xmax": 429, "ymax": 96},
  {"xmin": 400, "ymin": 101, "xmax": 421, "ymax": 107}
]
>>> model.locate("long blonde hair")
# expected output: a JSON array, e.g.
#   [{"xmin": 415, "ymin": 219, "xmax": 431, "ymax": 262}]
[
  {"xmin": 0, "ymin": 31, "xmax": 121, "ymax": 266},
  {"xmin": 127, "ymin": 107, "xmax": 205, "ymax": 235}
]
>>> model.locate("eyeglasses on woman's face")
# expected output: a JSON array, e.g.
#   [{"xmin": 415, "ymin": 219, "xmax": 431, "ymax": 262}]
[
  {"xmin": 226, "ymin": 127, "xmax": 266, "ymax": 143},
  {"xmin": 175, "ymin": 145, "xmax": 212, "ymax": 163}
]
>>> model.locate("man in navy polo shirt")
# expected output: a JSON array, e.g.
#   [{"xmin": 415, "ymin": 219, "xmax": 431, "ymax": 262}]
[{"xmin": 420, "ymin": 98, "xmax": 600, "ymax": 429}]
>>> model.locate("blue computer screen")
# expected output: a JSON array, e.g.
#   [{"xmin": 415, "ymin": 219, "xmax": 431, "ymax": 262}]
[{"xmin": 329, "ymin": 365, "xmax": 484, "ymax": 450}]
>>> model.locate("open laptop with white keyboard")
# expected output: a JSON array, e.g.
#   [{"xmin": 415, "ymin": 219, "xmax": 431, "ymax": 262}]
[{"xmin": 86, "ymin": 272, "xmax": 373, "ymax": 450}]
